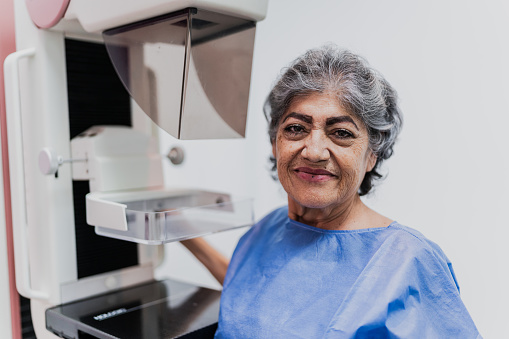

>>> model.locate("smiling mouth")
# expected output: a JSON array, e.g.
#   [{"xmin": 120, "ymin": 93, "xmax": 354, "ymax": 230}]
[{"xmin": 294, "ymin": 167, "xmax": 336, "ymax": 182}]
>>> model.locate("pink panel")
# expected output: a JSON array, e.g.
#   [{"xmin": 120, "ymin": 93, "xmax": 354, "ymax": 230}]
[
  {"xmin": 25, "ymin": 0, "xmax": 70, "ymax": 29},
  {"xmin": 0, "ymin": 0, "xmax": 22, "ymax": 337}
]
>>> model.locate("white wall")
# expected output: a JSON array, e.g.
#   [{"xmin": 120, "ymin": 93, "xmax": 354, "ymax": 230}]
[{"xmin": 157, "ymin": 1, "xmax": 509, "ymax": 337}]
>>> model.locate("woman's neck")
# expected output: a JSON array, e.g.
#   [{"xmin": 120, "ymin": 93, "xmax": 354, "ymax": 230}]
[{"xmin": 287, "ymin": 195, "xmax": 392, "ymax": 231}]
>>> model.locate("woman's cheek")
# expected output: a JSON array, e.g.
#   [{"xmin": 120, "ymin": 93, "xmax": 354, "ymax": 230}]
[{"xmin": 276, "ymin": 141, "xmax": 299, "ymax": 164}]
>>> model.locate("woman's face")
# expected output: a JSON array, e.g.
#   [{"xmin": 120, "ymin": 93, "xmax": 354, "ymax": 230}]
[{"xmin": 272, "ymin": 92, "xmax": 376, "ymax": 211}]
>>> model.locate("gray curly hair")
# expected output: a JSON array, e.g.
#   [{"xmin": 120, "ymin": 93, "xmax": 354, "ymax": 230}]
[{"xmin": 264, "ymin": 45, "xmax": 402, "ymax": 195}]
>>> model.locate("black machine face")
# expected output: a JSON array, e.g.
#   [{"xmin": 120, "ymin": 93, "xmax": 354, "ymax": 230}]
[{"xmin": 65, "ymin": 38, "xmax": 139, "ymax": 279}]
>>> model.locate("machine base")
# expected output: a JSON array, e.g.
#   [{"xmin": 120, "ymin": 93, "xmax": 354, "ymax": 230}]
[{"xmin": 46, "ymin": 279, "xmax": 221, "ymax": 338}]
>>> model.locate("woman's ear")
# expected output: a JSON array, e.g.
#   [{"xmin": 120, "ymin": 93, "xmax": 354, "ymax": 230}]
[
  {"xmin": 366, "ymin": 151, "xmax": 377, "ymax": 173},
  {"xmin": 272, "ymin": 141, "xmax": 277, "ymax": 159}
]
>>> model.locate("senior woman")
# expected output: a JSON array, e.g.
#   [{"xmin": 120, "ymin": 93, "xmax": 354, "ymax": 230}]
[{"xmin": 184, "ymin": 45, "xmax": 480, "ymax": 338}]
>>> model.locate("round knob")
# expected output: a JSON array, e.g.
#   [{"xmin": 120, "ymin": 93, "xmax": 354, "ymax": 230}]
[
  {"xmin": 167, "ymin": 146, "xmax": 185, "ymax": 165},
  {"xmin": 38, "ymin": 148, "xmax": 63, "ymax": 175}
]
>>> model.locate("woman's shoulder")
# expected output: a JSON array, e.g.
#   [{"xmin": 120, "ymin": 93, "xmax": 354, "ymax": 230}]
[
  {"xmin": 324, "ymin": 223, "xmax": 479, "ymax": 337},
  {"xmin": 222, "ymin": 206, "xmax": 289, "ymax": 288},
  {"xmin": 383, "ymin": 222, "xmax": 459, "ymax": 288},
  {"xmin": 387, "ymin": 222, "xmax": 450, "ymax": 262},
  {"xmin": 233, "ymin": 206, "xmax": 288, "ymax": 250}
]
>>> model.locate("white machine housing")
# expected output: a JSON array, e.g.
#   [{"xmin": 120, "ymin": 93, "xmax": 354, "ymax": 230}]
[
  {"xmin": 3, "ymin": 0, "xmax": 267, "ymax": 337},
  {"xmin": 70, "ymin": 126, "xmax": 164, "ymax": 193}
]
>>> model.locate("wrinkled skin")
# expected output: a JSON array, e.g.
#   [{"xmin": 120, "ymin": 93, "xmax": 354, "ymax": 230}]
[{"xmin": 272, "ymin": 92, "xmax": 392, "ymax": 230}]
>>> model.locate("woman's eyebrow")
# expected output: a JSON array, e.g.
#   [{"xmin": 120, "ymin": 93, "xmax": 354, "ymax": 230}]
[
  {"xmin": 282, "ymin": 112, "xmax": 312, "ymax": 124},
  {"xmin": 326, "ymin": 116, "xmax": 359, "ymax": 130}
]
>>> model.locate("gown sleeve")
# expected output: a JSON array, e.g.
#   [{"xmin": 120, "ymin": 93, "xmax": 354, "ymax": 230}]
[{"xmin": 324, "ymin": 230, "xmax": 481, "ymax": 339}]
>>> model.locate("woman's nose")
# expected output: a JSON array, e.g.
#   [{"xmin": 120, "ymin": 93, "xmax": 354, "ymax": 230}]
[{"xmin": 301, "ymin": 131, "xmax": 330, "ymax": 162}]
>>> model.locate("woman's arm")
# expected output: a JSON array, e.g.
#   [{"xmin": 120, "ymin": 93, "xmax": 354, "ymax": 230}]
[{"xmin": 180, "ymin": 237, "xmax": 230, "ymax": 285}]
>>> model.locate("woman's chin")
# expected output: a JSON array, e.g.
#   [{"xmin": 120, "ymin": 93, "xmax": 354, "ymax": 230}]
[{"xmin": 290, "ymin": 195, "xmax": 339, "ymax": 210}]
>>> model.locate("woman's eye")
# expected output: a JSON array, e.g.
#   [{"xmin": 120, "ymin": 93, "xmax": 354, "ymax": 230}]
[
  {"xmin": 332, "ymin": 129, "xmax": 354, "ymax": 139},
  {"xmin": 284, "ymin": 124, "xmax": 306, "ymax": 135}
]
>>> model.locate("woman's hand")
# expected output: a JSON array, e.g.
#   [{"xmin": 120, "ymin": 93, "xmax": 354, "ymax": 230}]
[{"xmin": 180, "ymin": 237, "xmax": 229, "ymax": 285}]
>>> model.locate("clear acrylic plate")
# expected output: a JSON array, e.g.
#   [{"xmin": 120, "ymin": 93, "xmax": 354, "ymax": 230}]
[{"xmin": 86, "ymin": 189, "xmax": 253, "ymax": 244}]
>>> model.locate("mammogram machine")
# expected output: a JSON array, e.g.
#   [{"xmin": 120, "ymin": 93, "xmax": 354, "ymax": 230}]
[{"xmin": 0, "ymin": 0, "xmax": 268, "ymax": 337}]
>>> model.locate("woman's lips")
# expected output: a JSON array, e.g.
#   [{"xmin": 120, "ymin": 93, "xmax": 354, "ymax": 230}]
[{"xmin": 294, "ymin": 167, "xmax": 336, "ymax": 182}]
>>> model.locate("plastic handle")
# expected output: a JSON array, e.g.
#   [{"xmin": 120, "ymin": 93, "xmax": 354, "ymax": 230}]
[{"xmin": 4, "ymin": 48, "xmax": 49, "ymax": 300}]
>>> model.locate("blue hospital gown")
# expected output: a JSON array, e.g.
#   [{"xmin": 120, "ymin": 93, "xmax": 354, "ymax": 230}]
[{"xmin": 215, "ymin": 206, "xmax": 481, "ymax": 338}]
